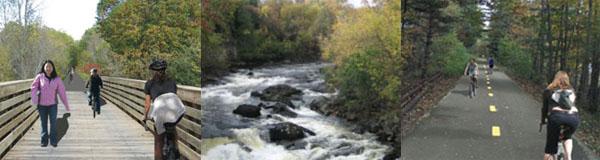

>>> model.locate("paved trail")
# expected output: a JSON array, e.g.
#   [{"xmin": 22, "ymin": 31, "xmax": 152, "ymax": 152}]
[{"xmin": 401, "ymin": 63, "xmax": 591, "ymax": 160}]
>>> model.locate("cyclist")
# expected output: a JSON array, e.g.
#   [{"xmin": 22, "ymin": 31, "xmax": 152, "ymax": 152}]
[
  {"xmin": 69, "ymin": 66, "xmax": 74, "ymax": 83},
  {"xmin": 488, "ymin": 56, "xmax": 494, "ymax": 75},
  {"xmin": 464, "ymin": 58, "xmax": 479, "ymax": 97},
  {"xmin": 85, "ymin": 68, "xmax": 103, "ymax": 115},
  {"xmin": 142, "ymin": 59, "xmax": 185, "ymax": 160},
  {"xmin": 541, "ymin": 71, "xmax": 580, "ymax": 160}
]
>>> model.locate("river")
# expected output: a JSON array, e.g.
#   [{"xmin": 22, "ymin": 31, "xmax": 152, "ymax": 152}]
[{"xmin": 201, "ymin": 62, "xmax": 390, "ymax": 160}]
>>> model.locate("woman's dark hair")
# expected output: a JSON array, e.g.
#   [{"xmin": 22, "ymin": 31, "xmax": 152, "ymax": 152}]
[
  {"xmin": 149, "ymin": 59, "xmax": 169, "ymax": 83},
  {"xmin": 39, "ymin": 60, "xmax": 58, "ymax": 80},
  {"xmin": 152, "ymin": 70, "xmax": 169, "ymax": 83}
]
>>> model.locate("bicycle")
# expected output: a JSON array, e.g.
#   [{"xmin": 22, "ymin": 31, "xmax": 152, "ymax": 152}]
[
  {"xmin": 469, "ymin": 76, "xmax": 477, "ymax": 98},
  {"xmin": 143, "ymin": 117, "xmax": 182, "ymax": 160},
  {"xmin": 539, "ymin": 124, "xmax": 571, "ymax": 160},
  {"xmin": 86, "ymin": 91, "xmax": 100, "ymax": 118}
]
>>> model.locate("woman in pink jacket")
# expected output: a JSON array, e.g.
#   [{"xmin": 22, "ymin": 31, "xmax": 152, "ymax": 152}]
[{"xmin": 31, "ymin": 60, "xmax": 71, "ymax": 147}]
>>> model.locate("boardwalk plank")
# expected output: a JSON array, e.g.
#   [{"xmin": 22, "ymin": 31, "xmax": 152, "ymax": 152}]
[{"xmin": 3, "ymin": 92, "xmax": 154, "ymax": 159}]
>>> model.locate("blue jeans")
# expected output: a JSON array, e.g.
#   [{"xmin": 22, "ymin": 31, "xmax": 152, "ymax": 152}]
[{"xmin": 38, "ymin": 104, "xmax": 57, "ymax": 145}]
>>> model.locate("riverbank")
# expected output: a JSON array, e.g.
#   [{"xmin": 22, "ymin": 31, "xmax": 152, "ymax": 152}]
[{"xmin": 319, "ymin": 74, "xmax": 460, "ymax": 158}]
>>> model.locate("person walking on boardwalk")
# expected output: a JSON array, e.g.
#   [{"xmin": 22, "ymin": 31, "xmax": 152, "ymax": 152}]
[{"xmin": 31, "ymin": 60, "xmax": 71, "ymax": 147}]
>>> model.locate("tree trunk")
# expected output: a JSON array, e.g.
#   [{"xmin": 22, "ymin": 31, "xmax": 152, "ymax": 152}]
[
  {"xmin": 558, "ymin": 4, "xmax": 566, "ymax": 71},
  {"xmin": 573, "ymin": 0, "xmax": 583, "ymax": 89},
  {"xmin": 589, "ymin": 55, "xmax": 599, "ymax": 113},
  {"xmin": 578, "ymin": 0, "xmax": 593, "ymax": 108},
  {"xmin": 588, "ymin": 23, "xmax": 600, "ymax": 113},
  {"xmin": 421, "ymin": 12, "xmax": 434, "ymax": 79},
  {"xmin": 537, "ymin": 0, "xmax": 546, "ymax": 77},
  {"xmin": 544, "ymin": 0, "xmax": 555, "ymax": 83}
]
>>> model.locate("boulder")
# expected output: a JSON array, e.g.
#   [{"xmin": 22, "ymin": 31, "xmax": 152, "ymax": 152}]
[
  {"xmin": 269, "ymin": 103, "xmax": 298, "ymax": 118},
  {"xmin": 309, "ymin": 96, "xmax": 331, "ymax": 114},
  {"xmin": 268, "ymin": 122, "xmax": 315, "ymax": 142},
  {"xmin": 250, "ymin": 91, "xmax": 263, "ymax": 98},
  {"xmin": 233, "ymin": 104, "xmax": 261, "ymax": 118},
  {"xmin": 261, "ymin": 84, "xmax": 303, "ymax": 105}
]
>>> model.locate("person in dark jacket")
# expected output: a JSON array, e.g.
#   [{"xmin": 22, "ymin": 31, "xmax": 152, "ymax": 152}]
[
  {"xmin": 86, "ymin": 68, "xmax": 103, "ymax": 114},
  {"xmin": 541, "ymin": 71, "xmax": 579, "ymax": 160},
  {"xmin": 142, "ymin": 59, "xmax": 182, "ymax": 160}
]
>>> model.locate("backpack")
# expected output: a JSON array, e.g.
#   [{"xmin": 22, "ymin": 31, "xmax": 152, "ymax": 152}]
[{"xmin": 554, "ymin": 90, "xmax": 575, "ymax": 110}]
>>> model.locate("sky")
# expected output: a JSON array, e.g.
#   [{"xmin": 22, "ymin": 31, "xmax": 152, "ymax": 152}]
[
  {"xmin": 40, "ymin": 0, "xmax": 366, "ymax": 40},
  {"xmin": 348, "ymin": 0, "xmax": 370, "ymax": 8},
  {"xmin": 40, "ymin": 0, "xmax": 99, "ymax": 40}
]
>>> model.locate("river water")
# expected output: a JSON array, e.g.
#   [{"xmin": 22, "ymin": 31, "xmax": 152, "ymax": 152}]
[{"xmin": 201, "ymin": 63, "xmax": 390, "ymax": 160}]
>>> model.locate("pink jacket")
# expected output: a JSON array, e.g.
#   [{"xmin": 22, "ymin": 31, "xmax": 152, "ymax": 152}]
[{"xmin": 30, "ymin": 73, "xmax": 70, "ymax": 111}]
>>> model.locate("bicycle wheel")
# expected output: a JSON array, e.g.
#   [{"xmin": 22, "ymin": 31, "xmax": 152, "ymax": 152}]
[
  {"xmin": 93, "ymin": 97, "xmax": 96, "ymax": 118},
  {"xmin": 469, "ymin": 83, "xmax": 474, "ymax": 98}
]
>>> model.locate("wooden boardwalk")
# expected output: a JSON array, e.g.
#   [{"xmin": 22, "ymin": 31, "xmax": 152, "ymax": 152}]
[{"xmin": 3, "ymin": 91, "xmax": 154, "ymax": 160}]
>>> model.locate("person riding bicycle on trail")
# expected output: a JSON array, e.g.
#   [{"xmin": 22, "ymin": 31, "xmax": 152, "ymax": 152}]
[
  {"xmin": 541, "ymin": 71, "xmax": 580, "ymax": 160},
  {"xmin": 488, "ymin": 56, "xmax": 494, "ymax": 74},
  {"xmin": 464, "ymin": 58, "xmax": 479, "ymax": 87},
  {"xmin": 86, "ymin": 68, "xmax": 103, "ymax": 114},
  {"xmin": 142, "ymin": 59, "xmax": 185, "ymax": 160},
  {"xmin": 69, "ymin": 66, "xmax": 75, "ymax": 84}
]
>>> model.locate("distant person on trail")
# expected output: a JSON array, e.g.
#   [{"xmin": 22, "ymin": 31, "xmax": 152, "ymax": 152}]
[
  {"xmin": 541, "ymin": 71, "xmax": 580, "ymax": 160},
  {"xmin": 464, "ymin": 58, "xmax": 479, "ymax": 87},
  {"xmin": 488, "ymin": 56, "xmax": 494, "ymax": 75},
  {"xmin": 30, "ymin": 60, "xmax": 71, "ymax": 147},
  {"xmin": 142, "ymin": 59, "xmax": 185, "ymax": 160},
  {"xmin": 85, "ymin": 68, "xmax": 103, "ymax": 114},
  {"xmin": 69, "ymin": 66, "xmax": 74, "ymax": 83}
]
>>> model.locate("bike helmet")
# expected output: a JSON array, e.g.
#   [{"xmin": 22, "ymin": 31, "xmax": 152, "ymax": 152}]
[
  {"xmin": 90, "ymin": 68, "xmax": 97, "ymax": 73},
  {"xmin": 149, "ymin": 59, "xmax": 167, "ymax": 71}
]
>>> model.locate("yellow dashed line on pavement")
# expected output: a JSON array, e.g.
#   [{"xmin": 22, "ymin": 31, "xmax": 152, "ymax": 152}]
[
  {"xmin": 492, "ymin": 126, "xmax": 501, "ymax": 137},
  {"xmin": 490, "ymin": 105, "xmax": 497, "ymax": 112},
  {"xmin": 486, "ymin": 68, "xmax": 499, "ymax": 137}
]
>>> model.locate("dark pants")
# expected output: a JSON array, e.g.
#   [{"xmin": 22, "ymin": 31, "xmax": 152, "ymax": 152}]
[
  {"xmin": 154, "ymin": 115, "xmax": 183, "ymax": 160},
  {"xmin": 88, "ymin": 90, "xmax": 101, "ymax": 112},
  {"xmin": 545, "ymin": 111, "xmax": 580, "ymax": 154},
  {"xmin": 38, "ymin": 104, "xmax": 57, "ymax": 146}
]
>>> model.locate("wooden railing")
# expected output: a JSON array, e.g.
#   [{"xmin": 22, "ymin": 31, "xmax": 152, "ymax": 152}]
[
  {"xmin": 0, "ymin": 79, "xmax": 38, "ymax": 158},
  {"xmin": 0, "ymin": 77, "xmax": 201, "ymax": 159},
  {"xmin": 400, "ymin": 73, "xmax": 444, "ymax": 113},
  {"xmin": 100, "ymin": 77, "xmax": 201, "ymax": 159}
]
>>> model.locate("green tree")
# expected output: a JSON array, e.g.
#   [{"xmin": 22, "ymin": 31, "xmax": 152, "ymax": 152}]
[
  {"xmin": 97, "ymin": 0, "xmax": 201, "ymax": 86},
  {"xmin": 0, "ymin": 45, "xmax": 14, "ymax": 81},
  {"xmin": 430, "ymin": 32, "xmax": 470, "ymax": 76},
  {"xmin": 79, "ymin": 26, "xmax": 118, "ymax": 75},
  {"xmin": 324, "ymin": 0, "xmax": 401, "ymax": 108}
]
